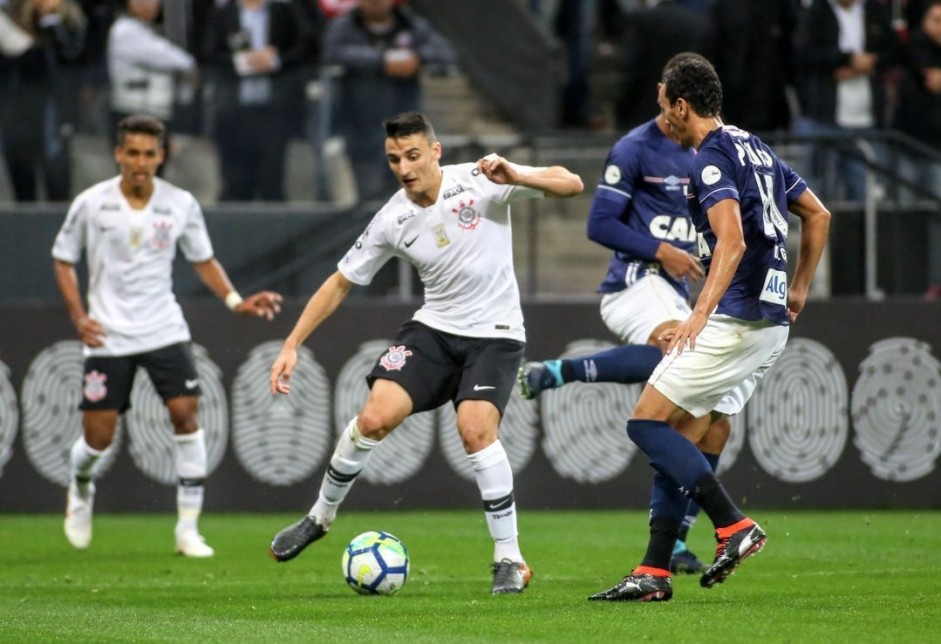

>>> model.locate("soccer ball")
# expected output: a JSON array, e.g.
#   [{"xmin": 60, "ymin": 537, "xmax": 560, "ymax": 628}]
[{"xmin": 341, "ymin": 531, "xmax": 410, "ymax": 595}]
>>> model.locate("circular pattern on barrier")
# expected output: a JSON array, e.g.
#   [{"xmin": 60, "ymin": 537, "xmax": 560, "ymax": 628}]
[
  {"xmin": 851, "ymin": 337, "xmax": 941, "ymax": 482},
  {"xmin": 334, "ymin": 340, "xmax": 434, "ymax": 485},
  {"xmin": 540, "ymin": 340, "xmax": 641, "ymax": 483},
  {"xmin": 716, "ymin": 412, "xmax": 746, "ymax": 476},
  {"xmin": 125, "ymin": 344, "xmax": 228, "ymax": 485},
  {"xmin": 0, "ymin": 359, "xmax": 19, "ymax": 477},
  {"xmin": 437, "ymin": 385, "xmax": 539, "ymax": 482},
  {"xmin": 748, "ymin": 338, "xmax": 848, "ymax": 483},
  {"xmin": 232, "ymin": 341, "xmax": 332, "ymax": 486},
  {"xmin": 21, "ymin": 341, "xmax": 122, "ymax": 487}
]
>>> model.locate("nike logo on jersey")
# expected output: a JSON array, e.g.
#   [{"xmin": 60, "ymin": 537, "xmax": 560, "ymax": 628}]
[
  {"xmin": 185, "ymin": 379, "xmax": 199, "ymax": 389},
  {"xmin": 473, "ymin": 384, "xmax": 496, "ymax": 391},
  {"xmin": 404, "ymin": 235, "xmax": 419, "ymax": 248}
]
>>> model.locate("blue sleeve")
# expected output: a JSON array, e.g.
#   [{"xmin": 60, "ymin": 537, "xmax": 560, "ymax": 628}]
[
  {"xmin": 691, "ymin": 147, "xmax": 740, "ymax": 214},
  {"xmin": 586, "ymin": 189, "xmax": 660, "ymax": 260},
  {"xmin": 584, "ymin": 137, "xmax": 660, "ymax": 260},
  {"xmin": 780, "ymin": 159, "xmax": 808, "ymax": 204}
]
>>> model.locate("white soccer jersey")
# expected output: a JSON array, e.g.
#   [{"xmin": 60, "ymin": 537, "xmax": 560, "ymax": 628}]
[
  {"xmin": 339, "ymin": 162, "xmax": 544, "ymax": 342},
  {"xmin": 52, "ymin": 176, "xmax": 215, "ymax": 357}
]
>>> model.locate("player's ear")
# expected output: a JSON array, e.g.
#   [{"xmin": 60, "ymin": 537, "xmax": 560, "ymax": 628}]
[{"xmin": 432, "ymin": 141, "xmax": 442, "ymax": 161}]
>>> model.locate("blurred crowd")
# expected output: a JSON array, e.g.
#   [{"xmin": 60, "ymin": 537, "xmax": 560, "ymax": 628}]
[
  {"xmin": 1, "ymin": 0, "xmax": 940, "ymax": 211},
  {"xmin": 0, "ymin": 0, "xmax": 457, "ymax": 203}
]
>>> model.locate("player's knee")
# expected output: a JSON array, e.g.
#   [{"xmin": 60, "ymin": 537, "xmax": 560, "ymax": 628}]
[
  {"xmin": 626, "ymin": 418, "xmax": 661, "ymax": 448},
  {"xmin": 168, "ymin": 411, "xmax": 199, "ymax": 434},
  {"xmin": 356, "ymin": 410, "xmax": 394, "ymax": 441},
  {"xmin": 457, "ymin": 424, "xmax": 497, "ymax": 453},
  {"xmin": 699, "ymin": 415, "xmax": 731, "ymax": 452},
  {"xmin": 167, "ymin": 397, "xmax": 199, "ymax": 433},
  {"xmin": 82, "ymin": 411, "xmax": 119, "ymax": 450}
]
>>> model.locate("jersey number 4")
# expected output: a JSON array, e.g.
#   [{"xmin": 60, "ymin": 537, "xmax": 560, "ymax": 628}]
[{"xmin": 754, "ymin": 172, "xmax": 788, "ymax": 243}]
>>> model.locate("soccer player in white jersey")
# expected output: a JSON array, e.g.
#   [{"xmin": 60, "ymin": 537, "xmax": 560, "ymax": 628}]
[
  {"xmin": 268, "ymin": 111, "xmax": 583, "ymax": 594},
  {"xmin": 52, "ymin": 114, "xmax": 283, "ymax": 557},
  {"xmin": 589, "ymin": 56, "xmax": 830, "ymax": 602}
]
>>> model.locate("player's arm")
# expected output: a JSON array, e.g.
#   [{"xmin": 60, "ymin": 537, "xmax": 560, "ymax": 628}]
[
  {"xmin": 476, "ymin": 154, "xmax": 584, "ymax": 198},
  {"xmin": 53, "ymin": 259, "xmax": 105, "ymax": 347},
  {"xmin": 785, "ymin": 188, "xmax": 831, "ymax": 322},
  {"xmin": 270, "ymin": 271, "xmax": 355, "ymax": 395},
  {"xmin": 191, "ymin": 258, "xmax": 283, "ymax": 320},
  {"xmin": 661, "ymin": 199, "xmax": 744, "ymax": 354},
  {"xmin": 586, "ymin": 191, "xmax": 702, "ymax": 279}
]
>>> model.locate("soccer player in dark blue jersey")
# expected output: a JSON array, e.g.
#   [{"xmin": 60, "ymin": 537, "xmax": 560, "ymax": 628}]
[
  {"xmin": 520, "ymin": 53, "xmax": 723, "ymax": 574},
  {"xmin": 590, "ymin": 55, "xmax": 830, "ymax": 602}
]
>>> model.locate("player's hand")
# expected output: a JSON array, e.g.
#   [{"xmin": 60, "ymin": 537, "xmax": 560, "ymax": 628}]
[
  {"xmin": 655, "ymin": 243, "xmax": 704, "ymax": 281},
  {"xmin": 787, "ymin": 286, "xmax": 809, "ymax": 323},
  {"xmin": 75, "ymin": 316, "xmax": 106, "ymax": 348},
  {"xmin": 476, "ymin": 154, "xmax": 519, "ymax": 186},
  {"xmin": 270, "ymin": 346, "xmax": 297, "ymax": 395},
  {"xmin": 235, "ymin": 291, "xmax": 283, "ymax": 320},
  {"xmin": 660, "ymin": 309, "xmax": 708, "ymax": 355}
]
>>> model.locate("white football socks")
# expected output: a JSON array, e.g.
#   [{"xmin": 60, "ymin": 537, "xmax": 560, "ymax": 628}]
[
  {"xmin": 69, "ymin": 436, "xmax": 105, "ymax": 497},
  {"xmin": 309, "ymin": 417, "xmax": 378, "ymax": 528},
  {"xmin": 469, "ymin": 439, "xmax": 523, "ymax": 563},
  {"xmin": 174, "ymin": 428, "xmax": 207, "ymax": 534}
]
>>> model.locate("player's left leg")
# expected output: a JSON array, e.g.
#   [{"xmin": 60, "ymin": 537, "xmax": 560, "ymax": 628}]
[
  {"xmin": 145, "ymin": 343, "xmax": 213, "ymax": 557},
  {"xmin": 457, "ymin": 336, "xmax": 530, "ymax": 594},
  {"xmin": 165, "ymin": 395, "xmax": 213, "ymax": 558},
  {"xmin": 456, "ymin": 399, "xmax": 532, "ymax": 595}
]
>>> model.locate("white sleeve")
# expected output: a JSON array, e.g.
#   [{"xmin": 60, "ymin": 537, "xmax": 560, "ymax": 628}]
[
  {"xmin": 337, "ymin": 213, "xmax": 394, "ymax": 286},
  {"xmin": 178, "ymin": 197, "xmax": 215, "ymax": 262},
  {"xmin": 51, "ymin": 196, "xmax": 88, "ymax": 263},
  {"xmin": 108, "ymin": 20, "xmax": 195, "ymax": 73},
  {"xmin": 475, "ymin": 162, "xmax": 545, "ymax": 205}
]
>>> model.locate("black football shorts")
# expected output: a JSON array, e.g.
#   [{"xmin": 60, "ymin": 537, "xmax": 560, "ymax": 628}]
[
  {"xmin": 366, "ymin": 320, "xmax": 525, "ymax": 416},
  {"xmin": 79, "ymin": 342, "xmax": 201, "ymax": 412}
]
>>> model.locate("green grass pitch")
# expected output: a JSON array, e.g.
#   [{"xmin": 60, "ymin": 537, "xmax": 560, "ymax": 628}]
[{"xmin": 1, "ymin": 510, "xmax": 938, "ymax": 642}]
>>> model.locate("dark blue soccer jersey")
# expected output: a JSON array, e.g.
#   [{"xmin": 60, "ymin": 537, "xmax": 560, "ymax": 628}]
[
  {"xmin": 589, "ymin": 119, "xmax": 697, "ymax": 298},
  {"xmin": 687, "ymin": 125, "xmax": 807, "ymax": 325}
]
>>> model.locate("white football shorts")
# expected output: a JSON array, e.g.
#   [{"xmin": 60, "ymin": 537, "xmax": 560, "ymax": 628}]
[
  {"xmin": 600, "ymin": 274, "xmax": 691, "ymax": 345},
  {"xmin": 648, "ymin": 315, "xmax": 789, "ymax": 418}
]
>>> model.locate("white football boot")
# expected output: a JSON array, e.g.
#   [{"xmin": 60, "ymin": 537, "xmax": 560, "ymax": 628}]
[
  {"xmin": 175, "ymin": 525, "xmax": 215, "ymax": 558},
  {"xmin": 64, "ymin": 481, "xmax": 95, "ymax": 549}
]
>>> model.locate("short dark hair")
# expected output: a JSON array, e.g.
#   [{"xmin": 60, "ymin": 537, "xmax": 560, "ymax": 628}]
[
  {"xmin": 662, "ymin": 52, "xmax": 712, "ymax": 81},
  {"xmin": 116, "ymin": 114, "xmax": 166, "ymax": 146},
  {"xmin": 662, "ymin": 56, "xmax": 722, "ymax": 118},
  {"xmin": 383, "ymin": 111, "xmax": 437, "ymax": 142}
]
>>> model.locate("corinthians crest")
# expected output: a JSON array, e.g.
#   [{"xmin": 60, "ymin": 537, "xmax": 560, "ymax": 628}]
[
  {"xmin": 379, "ymin": 345, "xmax": 413, "ymax": 371},
  {"xmin": 451, "ymin": 199, "xmax": 481, "ymax": 231},
  {"xmin": 150, "ymin": 220, "xmax": 173, "ymax": 250},
  {"xmin": 83, "ymin": 370, "xmax": 108, "ymax": 402}
]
